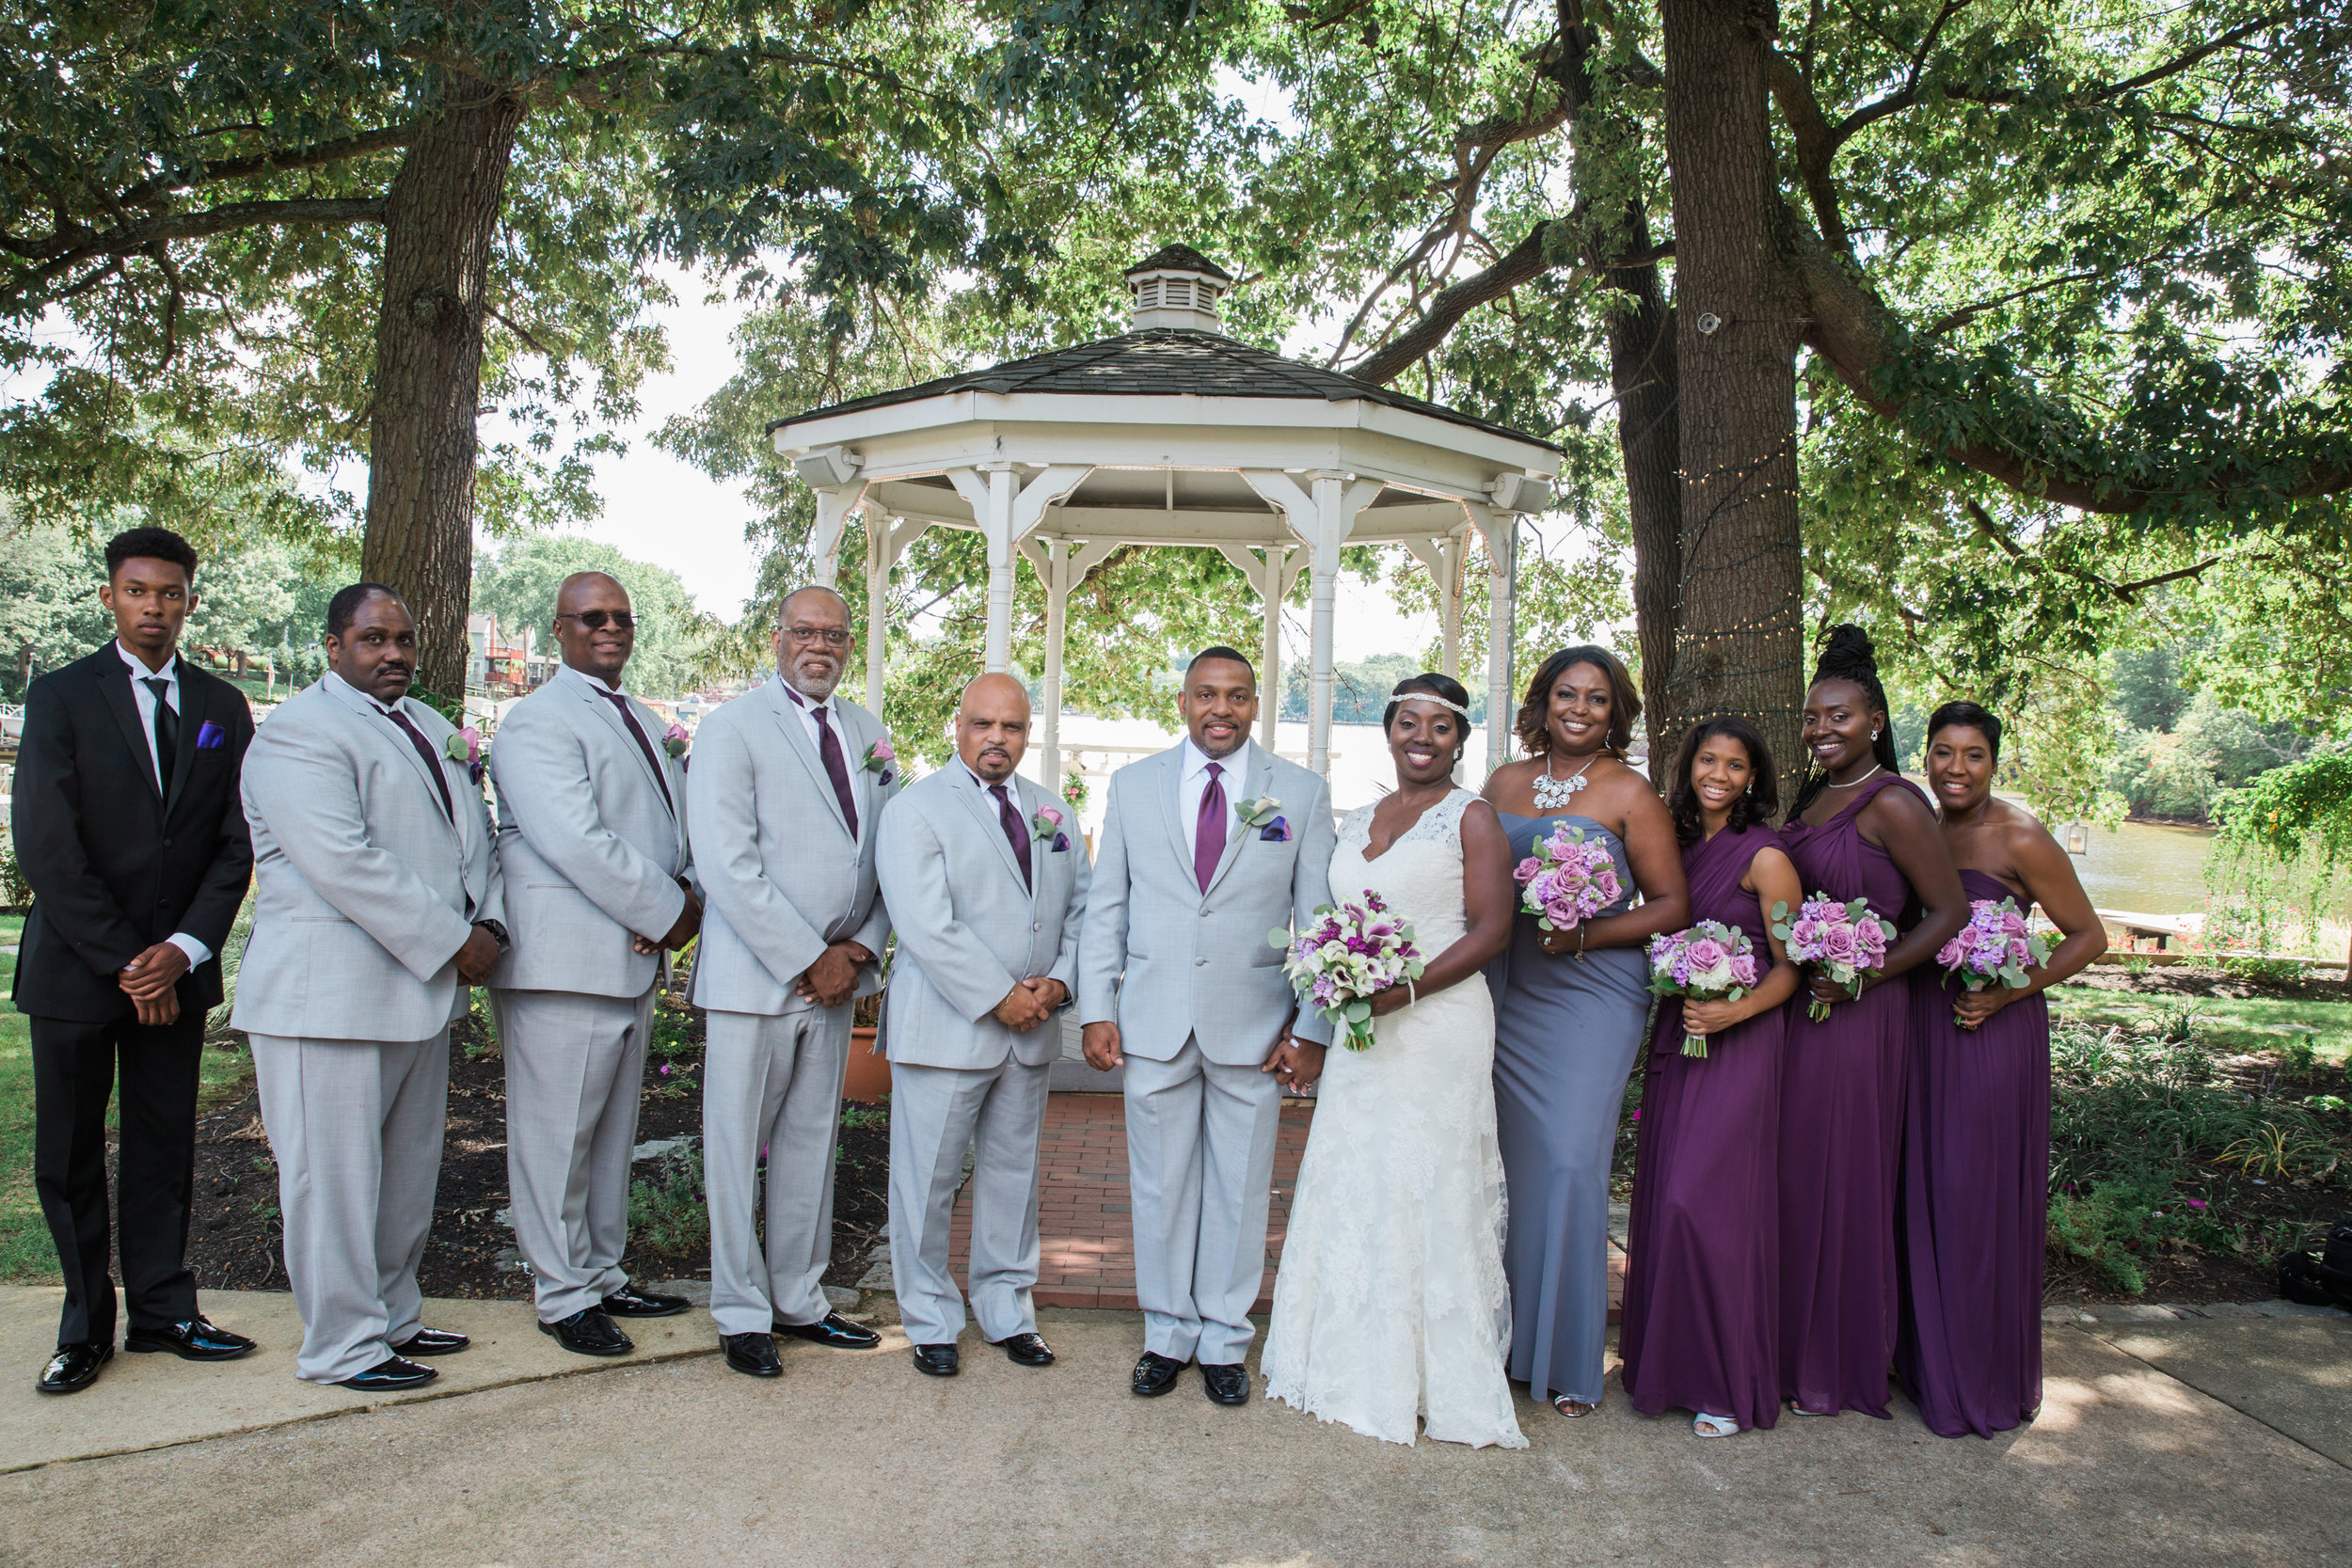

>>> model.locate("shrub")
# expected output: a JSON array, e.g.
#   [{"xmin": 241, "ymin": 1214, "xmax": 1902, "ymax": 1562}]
[{"xmin": 628, "ymin": 1147, "xmax": 706, "ymax": 1254}]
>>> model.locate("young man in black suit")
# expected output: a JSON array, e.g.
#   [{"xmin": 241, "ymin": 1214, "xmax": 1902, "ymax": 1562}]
[{"xmin": 10, "ymin": 527, "xmax": 261, "ymax": 1394}]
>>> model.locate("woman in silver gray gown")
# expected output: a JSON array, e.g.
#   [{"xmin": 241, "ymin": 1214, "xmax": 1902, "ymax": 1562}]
[{"xmin": 1481, "ymin": 646, "xmax": 1690, "ymax": 1417}]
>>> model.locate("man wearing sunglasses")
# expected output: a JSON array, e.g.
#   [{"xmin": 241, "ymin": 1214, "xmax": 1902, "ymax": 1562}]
[
  {"xmin": 484, "ymin": 572, "xmax": 701, "ymax": 1356},
  {"xmin": 688, "ymin": 585, "xmax": 897, "ymax": 1378}
]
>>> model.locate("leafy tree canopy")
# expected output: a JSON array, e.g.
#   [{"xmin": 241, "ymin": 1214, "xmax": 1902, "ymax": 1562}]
[{"xmin": 470, "ymin": 534, "xmax": 714, "ymax": 699}]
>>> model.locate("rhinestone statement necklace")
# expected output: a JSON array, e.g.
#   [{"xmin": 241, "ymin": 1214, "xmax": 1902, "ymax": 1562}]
[{"xmin": 1531, "ymin": 752, "xmax": 1597, "ymax": 812}]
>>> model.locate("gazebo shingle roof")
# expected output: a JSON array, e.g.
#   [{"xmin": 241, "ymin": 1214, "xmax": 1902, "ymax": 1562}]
[{"xmin": 766, "ymin": 327, "xmax": 1562, "ymax": 452}]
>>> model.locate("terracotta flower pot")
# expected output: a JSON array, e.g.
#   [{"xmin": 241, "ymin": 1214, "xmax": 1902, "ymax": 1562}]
[{"xmin": 843, "ymin": 1026, "xmax": 892, "ymax": 1103}]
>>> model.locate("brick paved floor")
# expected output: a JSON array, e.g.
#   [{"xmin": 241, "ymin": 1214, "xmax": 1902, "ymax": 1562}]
[{"xmin": 945, "ymin": 1093, "xmax": 1625, "ymax": 1319}]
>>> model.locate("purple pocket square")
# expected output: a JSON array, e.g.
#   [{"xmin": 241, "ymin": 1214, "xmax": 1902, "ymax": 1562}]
[
  {"xmin": 1259, "ymin": 816, "xmax": 1291, "ymax": 843},
  {"xmin": 195, "ymin": 721, "xmax": 226, "ymax": 750},
  {"xmin": 1052, "ymin": 832, "xmax": 1071, "ymax": 852}
]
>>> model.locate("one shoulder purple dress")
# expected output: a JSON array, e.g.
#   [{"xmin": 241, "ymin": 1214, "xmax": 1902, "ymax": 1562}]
[
  {"xmin": 1620, "ymin": 822, "xmax": 1788, "ymax": 1430},
  {"xmin": 1775, "ymin": 773, "xmax": 1931, "ymax": 1418},
  {"xmin": 1897, "ymin": 867, "xmax": 2050, "ymax": 1437}
]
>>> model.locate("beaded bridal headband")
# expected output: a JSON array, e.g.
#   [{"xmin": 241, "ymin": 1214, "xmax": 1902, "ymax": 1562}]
[{"xmin": 1392, "ymin": 688, "xmax": 1472, "ymax": 720}]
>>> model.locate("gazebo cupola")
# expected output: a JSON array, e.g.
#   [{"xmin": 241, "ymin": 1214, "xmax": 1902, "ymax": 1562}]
[{"xmin": 768, "ymin": 246, "xmax": 1562, "ymax": 785}]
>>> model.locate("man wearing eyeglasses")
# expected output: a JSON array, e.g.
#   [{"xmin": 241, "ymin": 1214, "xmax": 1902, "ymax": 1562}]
[
  {"xmin": 687, "ymin": 585, "xmax": 898, "ymax": 1378},
  {"xmin": 484, "ymin": 573, "xmax": 700, "ymax": 1357}
]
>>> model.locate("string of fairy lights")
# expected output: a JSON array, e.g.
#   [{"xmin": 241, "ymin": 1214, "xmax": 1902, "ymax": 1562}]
[{"xmin": 1659, "ymin": 433, "xmax": 1809, "ymax": 726}]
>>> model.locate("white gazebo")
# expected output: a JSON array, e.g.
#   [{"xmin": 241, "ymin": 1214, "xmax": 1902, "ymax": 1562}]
[{"xmin": 768, "ymin": 245, "xmax": 1561, "ymax": 784}]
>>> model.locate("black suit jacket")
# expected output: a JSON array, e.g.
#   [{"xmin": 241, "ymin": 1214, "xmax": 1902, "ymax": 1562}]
[{"xmin": 9, "ymin": 643, "xmax": 256, "ymax": 1022}]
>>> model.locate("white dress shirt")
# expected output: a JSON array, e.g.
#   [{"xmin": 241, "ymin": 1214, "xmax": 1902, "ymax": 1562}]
[
  {"xmin": 778, "ymin": 679, "xmax": 846, "ymax": 752},
  {"xmin": 114, "ymin": 641, "xmax": 212, "ymax": 971},
  {"xmin": 1179, "ymin": 736, "xmax": 1250, "ymax": 842}
]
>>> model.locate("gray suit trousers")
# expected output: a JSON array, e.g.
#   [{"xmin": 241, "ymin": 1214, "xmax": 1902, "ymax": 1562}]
[
  {"xmin": 703, "ymin": 1006, "xmax": 851, "ymax": 1336},
  {"xmin": 887, "ymin": 1055, "xmax": 1051, "ymax": 1346},
  {"xmin": 1124, "ymin": 1036, "xmax": 1283, "ymax": 1365},
  {"xmin": 249, "ymin": 1030, "xmax": 449, "ymax": 1383},
  {"xmin": 491, "ymin": 987, "xmax": 654, "ymax": 1321}
]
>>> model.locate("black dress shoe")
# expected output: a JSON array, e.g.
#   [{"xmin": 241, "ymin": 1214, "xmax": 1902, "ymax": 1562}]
[
  {"xmin": 540, "ymin": 1307, "xmax": 633, "ymax": 1356},
  {"xmin": 388, "ymin": 1326, "xmax": 470, "ymax": 1356},
  {"xmin": 1131, "ymin": 1351, "xmax": 1188, "ymax": 1397},
  {"xmin": 991, "ymin": 1331, "xmax": 1055, "ymax": 1367},
  {"xmin": 37, "ymin": 1341, "xmax": 111, "ymax": 1395},
  {"xmin": 723, "ymin": 1332, "xmax": 783, "ymax": 1378},
  {"xmin": 1200, "ymin": 1362, "xmax": 1251, "ymax": 1405},
  {"xmin": 601, "ymin": 1283, "xmax": 691, "ymax": 1318},
  {"xmin": 911, "ymin": 1342, "xmax": 961, "ymax": 1377},
  {"xmin": 124, "ymin": 1316, "xmax": 257, "ymax": 1361},
  {"xmin": 335, "ymin": 1354, "xmax": 437, "ymax": 1391},
  {"xmin": 774, "ymin": 1312, "xmax": 882, "ymax": 1350}
]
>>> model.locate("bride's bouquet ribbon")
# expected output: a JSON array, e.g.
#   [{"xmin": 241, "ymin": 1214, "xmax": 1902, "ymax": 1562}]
[
  {"xmin": 1770, "ymin": 894, "xmax": 1896, "ymax": 1022},
  {"xmin": 1645, "ymin": 921, "xmax": 1761, "ymax": 1057},
  {"xmin": 1268, "ymin": 892, "xmax": 1427, "ymax": 1053},
  {"xmin": 1511, "ymin": 823, "xmax": 1620, "ymax": 933},
  {"xmin": 1936, "ymin": 895, "xmax": 2053, "ymax": 1018}
]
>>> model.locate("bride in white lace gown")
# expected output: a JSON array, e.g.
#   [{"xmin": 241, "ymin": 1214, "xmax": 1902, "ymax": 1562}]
[{"xmin": 1263, "ymin": 680, "xmax": 1526, "ymax": 1448}]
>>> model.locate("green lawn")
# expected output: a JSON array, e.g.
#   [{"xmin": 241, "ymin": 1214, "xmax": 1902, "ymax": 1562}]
[{"xmin": 2049, "ymin": 986, "xmax": 2352, "ymax": 1065}]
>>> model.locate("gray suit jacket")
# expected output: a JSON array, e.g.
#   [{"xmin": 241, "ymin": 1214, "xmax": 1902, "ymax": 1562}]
[
  {"xmin": 687, "ymin": 679, "xmax": 897, "ymax": 1016},
  {"xmin": 231, "ymin": 673, "xmax": 503, "ymax": 1043},
  {"xmin": 486, "ymin": 664, "xmax": 693, "ymax": 999},
  {"xmin": 876, "ymin": 766, "xmax": 1088, "ymax": 1070},
  {"xmin": 1076, "ymin": 742, "xmax": 1335, "ymax": 1065}
]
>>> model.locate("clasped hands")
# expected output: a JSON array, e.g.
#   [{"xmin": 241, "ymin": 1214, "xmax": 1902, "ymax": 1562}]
[
  {"xmin": 631, "ymin": 882, "xmax": 705, "ymax": 958},
  {"xmin": 118, "ymin": 942, "xmax": 191, "ymax": 1027},
  {"xmin": 993, "ymin": 976, "xmax": 1067, "ymax": 1033},
  {"xmin": 1078, "ymin": 1022, "xmax": 1328, "ymax": 1093}
]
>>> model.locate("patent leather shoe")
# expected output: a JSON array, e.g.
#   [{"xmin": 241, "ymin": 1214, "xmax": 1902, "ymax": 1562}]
[
  {"xmin": 388, "ymin": 1326, "xmax": 470, "ymax": 1356},
  {"xmin": 335, "ymin": 1354, "xmax": 437, "ymax": 1392},
  {"xmin": 124, "ymin": 1316, "xmax": 256, "ymax": 1361},
  {"xmin": 1200, "ymin": 1362, "xmax": 1251, "ymax": 1405},
  {"xmin": 601, "ymin": 1283, "xmax": 691, "ymax": 1318},
  {"xmin": 540, "ymin": 1307, "xmax": 633, "ymax": 1356},
  {"xmin": 37, "ymin": 1341, "xmax": 110, "ymax": 1395},
  {"xmin": 1131, "ymin": 1351, "xmax": 1187, "ymax": 1397},
  {"xmin": 723, "ymin": 1332, "xmax": 783, "ymax": 1378},
  {"xmin": 992, "ymin": 1331, "xmax": 1055, "ymax": 1367},
  {"xmin": 911, "ymin": 1342, "xmax": 961, "ymax": 1377},
  {"xmin": 774, "ymin": 1311, "xmax": 881, "ymax": 1350}
]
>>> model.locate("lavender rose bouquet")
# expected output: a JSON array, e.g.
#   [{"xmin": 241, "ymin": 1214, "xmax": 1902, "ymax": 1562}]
[
  {"xmin": 1771, "ymin": 895, "xmax": 1896, "ymax": 1022},
  {"xmin": 1512, "ymin": 824, "xmax": 1621, "ymax": 934},
  {"xmin": 1935, "ymin": 896, "xmax": 2053, "ymax": 1022},
  {"xmin": 1268, "ymin": 892, "xmax": 1427, "ymax": 1053},
  {"xmin": 1645, "ymin": 922, "xmax": 1764, "ymax": 1057}
]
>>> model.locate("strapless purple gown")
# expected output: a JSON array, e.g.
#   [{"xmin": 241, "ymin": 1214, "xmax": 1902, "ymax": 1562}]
[
  {"xmin": 1775, "ymin": 773, "xmax": 1931, "ymax": 1418},
  {"xmin": 1897, "ymin": 867, "xmax": 2050, "ymax": 1436},
  {"xmin": 1620, "ymin": 822, "xmax": 1787, "ymax": 1430}
]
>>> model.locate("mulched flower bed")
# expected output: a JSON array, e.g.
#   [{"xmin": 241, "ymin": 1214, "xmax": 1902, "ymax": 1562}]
[{"xmin": 183, "ymin": 994, "xmax": 890, "ymax": 1302}]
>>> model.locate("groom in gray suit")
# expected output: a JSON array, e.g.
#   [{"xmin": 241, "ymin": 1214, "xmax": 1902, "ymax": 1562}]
[
  {"xmin": 875, "ymin": 673, "xmax": 1088, "ymax": 1378},
  {"xmin": 234, "ymin": 585, "xmax": 506, "ymax": 1390},
  {"xmin": 1079, "ymin": 646, "xmax": 1334, "ymax": 1405},
  {"xmin": 689, "ymin": 586, "xmax": 896, "ymax": 1378},
  {"xmin": 486, "ymin": 572, "xmax": 700, "ymax": 1357}
]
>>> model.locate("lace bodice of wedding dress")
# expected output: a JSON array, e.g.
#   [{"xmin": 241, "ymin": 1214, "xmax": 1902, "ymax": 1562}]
[{"xmin": 1261, "ymin": 788, "xmax": 1526, "ymax": 1448}]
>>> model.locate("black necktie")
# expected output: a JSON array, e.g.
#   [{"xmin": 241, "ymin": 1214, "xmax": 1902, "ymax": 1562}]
[
  {"xmin": 786, "ymin": 689, "xmax": 859, "ymax": 837},
  {"xmin": 601, "ymin": 690, "xmax": 674, "ymax": 815},
  {"xmin": 990, "ymin": 784, "xmax": 1034, "ymax": 893},
  {"xmin": 377, "ymin": 703, "xmax": 456, "ymax": 824},
  {"xmin": 142, "ymin": 676, "xmax": 178, "ymax": 795}
]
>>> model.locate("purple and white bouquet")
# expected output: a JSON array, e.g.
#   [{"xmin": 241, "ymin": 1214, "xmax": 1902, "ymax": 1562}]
[
  {"xmin": 1771, "ymin": 894, "xmax": 1896, "ymax": 1022},
  {"xmin": 1268, "ymin": 892, "xmax": 1427, "ymax": 1053},
  {"xmin": 1512, "ymin": 823, "xmax": 1621, "ymax": 934},
  {"xmin": 1645, "ymin": 922, "xmax": 1763, "ymax": 1058},
  {"xmin": 1936, "ymin": 896, "xmax": 2053, "ymax": 1006}
]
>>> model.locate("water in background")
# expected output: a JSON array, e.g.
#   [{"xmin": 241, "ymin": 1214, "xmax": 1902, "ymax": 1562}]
[{"xmin": 2066, "ymin": 818, "xmax": 2217, "ymax": 915}]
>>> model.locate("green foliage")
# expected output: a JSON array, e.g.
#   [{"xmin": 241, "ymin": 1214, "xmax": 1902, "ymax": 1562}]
[
  {"xmin": 471, "ymin": 535, "xmax": 715, "ymax": 699},
  {"xmin": 0, "ymin": 519, "xmax": 109, "ymax": 700},
  {"xmin": 627, "ymin": 1146, "xmax": 707, "ymax": 1255},
  {"xmin": 2218, "ymin": 743, "xmax": 2352, "ymax": 868},
  {"xmin": 2111, "ymin": 646, "xmax": 2192, "ymax": 735}
]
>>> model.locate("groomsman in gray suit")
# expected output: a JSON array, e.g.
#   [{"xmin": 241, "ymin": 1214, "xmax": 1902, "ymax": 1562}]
[
  {"xmin": 689, "ymin": 586, "xmax": 896, "ymax": 1378},
  {"xmin": 486, "ymin": 572, "xmax": 700, "ymax": 1357},
  {"xmin": 233, "ymin": 585, "xmax": 506, "ymax": 1390},
  {"xmin": 875, "ymin": 673, "xmax": 1088, "ymax": 1378},
  {"xmin": 1079, "ymin": 646, "xmax": 1334, "ymax": 1405}
]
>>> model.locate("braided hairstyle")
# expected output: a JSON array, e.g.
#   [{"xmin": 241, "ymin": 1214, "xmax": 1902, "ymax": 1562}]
[{"xmin": 1789, "ymin": 624, "xmax": 1900, "ymax": 818}]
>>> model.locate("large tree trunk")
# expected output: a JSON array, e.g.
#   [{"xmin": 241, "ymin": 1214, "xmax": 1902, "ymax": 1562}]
[
  {"xmin": 1660, "ymin": 0, "xmax": 1807, "ymax": 799},
  {"xmin": 363, "ymin": 88, "xmax": 526, "ymax": 704}
]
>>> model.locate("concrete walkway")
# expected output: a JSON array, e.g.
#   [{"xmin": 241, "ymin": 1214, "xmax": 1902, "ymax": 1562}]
[{"xmin": 1, "ymin": 1289, "xmax": 2345, "ymax": 1566}]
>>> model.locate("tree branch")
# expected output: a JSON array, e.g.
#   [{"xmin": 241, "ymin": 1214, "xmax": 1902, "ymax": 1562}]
[
  {"xmin": 117, "ymin": 126, "xmax": 416, "ymax": 206},
  {"xmin": 2, "ymin": 198, "xmax": 387, "ymax": 302},
  {"xmin": 1347, "ymin": 221, "xmax": 1562, "ymax": 385}
]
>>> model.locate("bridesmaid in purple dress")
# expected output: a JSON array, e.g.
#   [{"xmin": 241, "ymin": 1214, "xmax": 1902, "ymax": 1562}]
[
  {"xmin": 1621, "ymin": 717, "xmax": 1804, "ymax": 1438},
  {"xmin": 1777, "ymin": 626, "xmax": 1966, "ymax": 1419},
  {"xmin": 1899, "ymin": 702, "xmax": 2105, "ymax": 1436}
]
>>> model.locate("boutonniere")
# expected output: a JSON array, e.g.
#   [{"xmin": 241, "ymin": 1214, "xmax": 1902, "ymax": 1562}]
[
  {"xmin": 444, "ymin": 725, "xmax": 486, "ymax": 786},
  {"xmin": 1030, "ymin": 803, "xmax": 1072, "ymax": 850},
  {"xmin": 1235, "ymin": 794, "xmax": 1281, "ymax": 830},
  {"xmin": 862, "ymin": 736, "xmax": 897, "ymax": 786},
  {"xmin": 1258, "ymin": 816, "xmax": 1292, "ymax": 843},
  {"xmin": 661, "ymin": 722, "xmax": 690, "ymax": 760}
]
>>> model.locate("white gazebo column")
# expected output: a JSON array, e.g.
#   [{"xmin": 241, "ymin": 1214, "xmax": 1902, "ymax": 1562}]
[
  {"xmin": 1021, "ymin": 535, "xmax": 1120, "ymax": 786},
  {"xmin": 1404, "ymin": 530, "xmax": 1468, "ymax": 679},
  {"xmin": 1246, "ymin": 469, "xmax": 1382, "ymax": 775},
  {"xmin": 1214, "ymin": 541, "xmax": 1303, "ymax": 752},
  {"xmin": 1466, "ymin": 500, "xmax": 1518, "ymax": 776},
  {"xmin": 950, "ymin": 464, "xmax": 1092, "ymax": 673},
  {"xmin": 861, "ymin": 509, "xmax": 932, "ymax": 716},
  {"xmin": 791, "ymin": 446, "xmax": 866, "ymax": 591}
]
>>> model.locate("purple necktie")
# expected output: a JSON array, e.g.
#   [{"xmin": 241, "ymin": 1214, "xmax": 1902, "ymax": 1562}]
[
  {"xmin": 377, "ymin": 703, "xmax": 455, "ymax": 824},
  {"xmin": 601, "ymin": 690, "xmax": 674, "ymax": 815},
  {"xmin": 786, "ymin": 688, "xmax": 859, "ymax": 837},
  {"xmin": 990, "ymin": 784, "xmax": 1034, "ymax": 893},
  {"xmin": 1193, "ymin": 760, "xmax": 1227, "ymax": 892}
]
